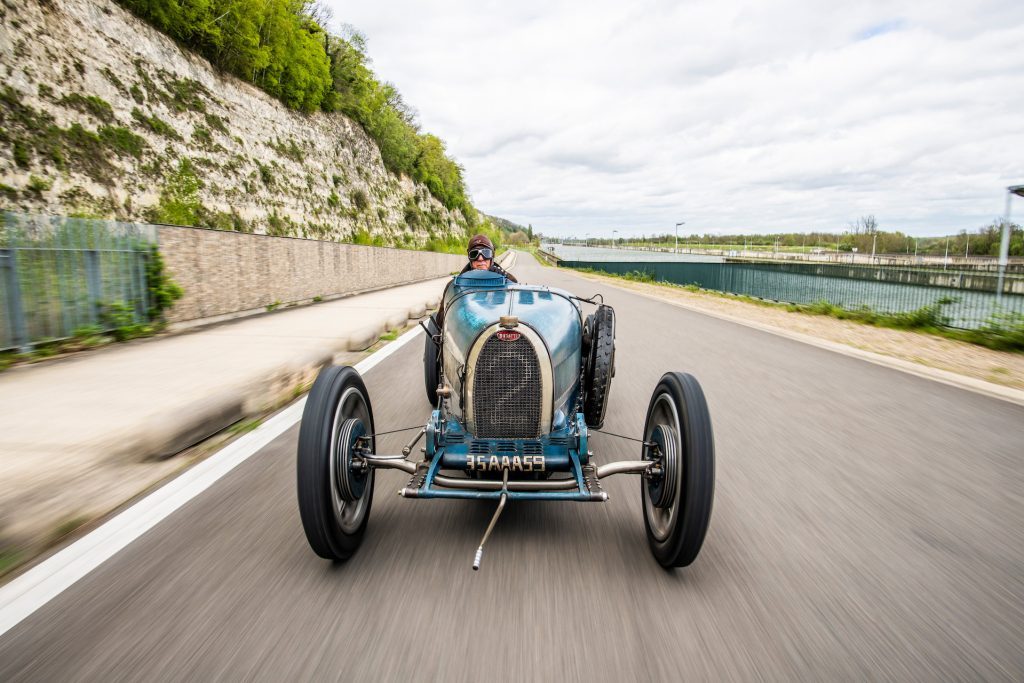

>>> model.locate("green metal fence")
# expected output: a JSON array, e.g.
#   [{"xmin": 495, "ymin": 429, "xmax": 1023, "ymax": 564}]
[
  {"xmin": 560, "ymin": 260, "xmax": 1024, "ymax": 330},
  {"xmin": 1, "ymin": 212, "xmax": 156, "ymax": 351}
]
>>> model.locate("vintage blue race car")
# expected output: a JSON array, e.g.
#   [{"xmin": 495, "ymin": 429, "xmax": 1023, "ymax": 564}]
[{"xmin": 296, "ymin": 269, "xmax": 715, "ymax": 569}]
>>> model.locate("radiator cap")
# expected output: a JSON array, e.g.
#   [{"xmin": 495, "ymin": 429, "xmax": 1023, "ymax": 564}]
[{"xmin": 499, "ymin": 315, "xmax": 519, "ymax": 328}]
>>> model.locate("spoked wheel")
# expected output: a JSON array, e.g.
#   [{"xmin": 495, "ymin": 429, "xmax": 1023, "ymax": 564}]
[
  {"xmin": 297, "ymin": 365, "xmax": 375, "ymax": 561},
  {"xmin": 641, "ymin": 372, "xmax": 715, "ymax": 568}
]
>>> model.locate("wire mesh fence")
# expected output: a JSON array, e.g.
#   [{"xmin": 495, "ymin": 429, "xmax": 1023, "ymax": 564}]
[
  {"xmin": 560, "ymin": 260, "xmax": 1024, "ymax": 330},
  {"xmin": 1, "ymin": 212, "xmax": 157, "ymax": 351}
]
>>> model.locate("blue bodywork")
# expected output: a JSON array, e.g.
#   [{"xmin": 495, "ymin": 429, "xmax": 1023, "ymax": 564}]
[{"xmin": 412, "ymin": 269, "xmax": 599, "ymax": 502}]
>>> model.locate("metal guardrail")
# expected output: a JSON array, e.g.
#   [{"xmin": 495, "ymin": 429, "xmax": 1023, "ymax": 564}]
[
  {"xmin": 560, "ymin": 260, "xmax": 1024, "ymax": 330},
  {"xmin": 1, "ymin": 212, "xmax": 156, "ymax": 352}
]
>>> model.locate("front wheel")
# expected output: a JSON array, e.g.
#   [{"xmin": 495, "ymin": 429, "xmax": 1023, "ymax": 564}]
[
  {"xmin": 641, "ymin": 372, "xmax": 715, "ymax": 568},
  {"xmin": 297, "ymin": 365, "xmax": 375, "ymax": 561}
]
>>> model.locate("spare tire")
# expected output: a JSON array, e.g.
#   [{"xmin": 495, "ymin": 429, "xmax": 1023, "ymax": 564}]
[
  {"xmin": 423, "ymin": 313, "xmax": 441, "ymax": 408},
  {"xmin": 583, "ymin": 305, "xmax": 615, "ymax": 428}
]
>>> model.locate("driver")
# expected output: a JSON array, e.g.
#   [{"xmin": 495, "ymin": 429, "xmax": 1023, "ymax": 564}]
[
  {"xmin": 460, "ymin": 234, "xmax": 517, "ymax": 282},
  {"xmin": 433, "ymin": 234, "xmax": 517, "ymax": 332}
]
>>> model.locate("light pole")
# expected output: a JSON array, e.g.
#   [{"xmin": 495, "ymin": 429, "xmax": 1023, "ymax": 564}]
[
  {"xmin": 997, "ymin": 184, "xmax": 1024, "ymax": 302},
  {"xmin": 675, "ymin": 221, "xmax": 685, "ymax": 254}
]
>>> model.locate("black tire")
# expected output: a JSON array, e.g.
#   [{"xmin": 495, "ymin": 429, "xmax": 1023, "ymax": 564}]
[
  {"xmin": 583, "ymin": 305, "xmax": 615, "ymax": 428},
  {"xmin": 641, "ymin": 372, "xmax": 715, "ymax": 568},
  {"xmin": 296, "ymin": 365, "xmax": 375, "ymax": 561},
  {"xmin": 423, "ymin": 313, "xmax": 441, "ymax": 408}
]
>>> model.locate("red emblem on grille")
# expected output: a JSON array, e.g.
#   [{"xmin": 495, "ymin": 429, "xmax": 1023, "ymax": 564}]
[{"xmin": 496, "ymin": 330, "xmax": 521, "ymax": 342}]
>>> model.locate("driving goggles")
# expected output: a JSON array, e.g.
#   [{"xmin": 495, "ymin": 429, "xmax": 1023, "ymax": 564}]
[{"xmin": 468, "ymin": 248, "xmax": 494, "ymax": 260}]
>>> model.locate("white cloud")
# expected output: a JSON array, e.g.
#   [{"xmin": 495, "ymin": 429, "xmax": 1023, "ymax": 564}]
[{"xmin": 326, "ymin": 0, "xmax": 1024, "ymax": 237}]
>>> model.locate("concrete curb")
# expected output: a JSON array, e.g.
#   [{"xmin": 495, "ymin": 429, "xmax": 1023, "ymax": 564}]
[
  {"xmin": 116, "ymin": 295, "xmax": 439, "ymax": 463},
  {"xmin": 570, "ymin": 270, "xmax": 1024, "ymax": 408}
]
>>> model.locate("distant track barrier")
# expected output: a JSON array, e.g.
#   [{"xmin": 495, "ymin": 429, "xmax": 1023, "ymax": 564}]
[
  {"xmin": 560, "ymin": 260, "xmax": 1024, "ymax": 330},
  {"xmin": 1, "ymin": 212, "xmax": 155, "ymax": 352}
]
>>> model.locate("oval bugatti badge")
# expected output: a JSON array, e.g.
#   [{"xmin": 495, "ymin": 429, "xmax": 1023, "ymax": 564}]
[{"xmin": 496, "ymin": 330, "xmax": 521, "ymax": 342}]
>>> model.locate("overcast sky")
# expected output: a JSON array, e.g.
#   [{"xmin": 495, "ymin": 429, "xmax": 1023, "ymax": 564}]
[{"xmin": 326, "ymin": 0, "xmax": 1024, "ymax": 238}]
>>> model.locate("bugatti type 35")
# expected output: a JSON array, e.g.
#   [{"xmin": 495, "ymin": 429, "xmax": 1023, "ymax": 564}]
[{"xmin": 296, "ymin": 269, "xmax": 715, "ymax": 569}]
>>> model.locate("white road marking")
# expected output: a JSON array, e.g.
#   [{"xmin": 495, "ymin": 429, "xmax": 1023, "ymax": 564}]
[{"xmin": 0, "ymin": 326, "xmax": 424, "ymax": 638}]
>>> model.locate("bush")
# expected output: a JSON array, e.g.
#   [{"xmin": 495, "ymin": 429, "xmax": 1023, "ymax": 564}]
[
  {"xmin": 98, "ymin": 125, "xmax": 146, "ymax": 157},
  {"xmin": 149, "ymin": 158, "xmax": 204, "ymax": 225},
  {"xmin": 965, "ymin": 311, "xmax": 1024, "ymax": 351},
  {"xmin": 258, "ymin": 163, "xmax": 273, "ymax": 186},
  {"xmin": 622, "ymin": 270, "xmax": 656, "ymax": 283},
  {"xmin": 143, "ymin": 245, "xmax": 184, "ymax": 321},
  {"xmin": 351, "ymin": 188, "xmax": 369, "ymax": 212},
  {"xmin": 131, "ymin": 108, "xmax": 180, "ymax": 139},
  {"xmin": 25, "ymin": 174, "xmax": 52, "ymax": 195},
  {"xmin": 12, "ymin": 140, "xmax": 30, "ymax": 167},
  {"xmin": 57, "ymin": 93, "xmax": 115, "ymax": 123}
]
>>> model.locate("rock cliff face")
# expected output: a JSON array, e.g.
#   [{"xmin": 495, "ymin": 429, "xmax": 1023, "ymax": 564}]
[{"xmin": 0, "ymin": 0, "xmax": 469, "ymax": 244}]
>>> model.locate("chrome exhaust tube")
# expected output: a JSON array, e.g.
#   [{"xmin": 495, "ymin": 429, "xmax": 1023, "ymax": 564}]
[
  {"xmin": 473, "ymin": 470, "xmax": 509, "ymax": 571},
  {"xmin": 361, "ymin": 454, "xmax": 417, "ymax": 474},
  {"xmin": 595, "ymin": 461, "xmax": 651, "ymax": 478}
]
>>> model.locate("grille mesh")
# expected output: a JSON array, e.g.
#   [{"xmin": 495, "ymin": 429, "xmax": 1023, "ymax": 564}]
[{"xmin": 473, "ymin": 334, "xmax": 541, "ymax": 438}]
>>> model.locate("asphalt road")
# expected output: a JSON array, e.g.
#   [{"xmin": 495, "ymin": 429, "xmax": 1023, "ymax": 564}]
[{"xmin": 2, "ymin": 256, "xmax": 1023, "ymax": 681}]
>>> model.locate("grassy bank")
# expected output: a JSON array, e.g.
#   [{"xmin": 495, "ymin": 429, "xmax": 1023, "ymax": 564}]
[{"xmin": 568, "ymin": 266, "xmax": 1024, "ymax": 353}]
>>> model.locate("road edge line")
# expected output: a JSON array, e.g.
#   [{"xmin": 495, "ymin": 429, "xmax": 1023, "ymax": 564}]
[{"xmin": 0, "ymin": 325, "xmax": 425, "ymax": 638}]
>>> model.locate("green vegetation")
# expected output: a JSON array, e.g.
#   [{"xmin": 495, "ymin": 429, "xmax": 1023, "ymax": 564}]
[
  {"xmin": 12, "ymin": 139, "xmax": 29, "ymax": 167},
  {"xmin": 50, "ymin": 515, "xmax": 89, "ymax": 544},
  {"xmin": 790, "ymin": 299, "xmax": 952, "ymax": 330},
  {"xmin": 100, "ymin": 301, "xmax": 152, "ymax": 340},
  {"xmin": 570, "ymin": 264, "xmax": 1024, "ymax": 352},
  {"xmin": 268, "ymin": 136, "xmax": 303, "ymax": 162},
  {"xmin": 791, "ymin": 300, "xmax": 1024, "ymax": 351},
  {"xmin": 228, "ymin": 418, "xmax": 263, "ymax": 434},
  {"xmin": 0, "ymin": 214, "xmax": 185, "ymax": 372},
  {"xmin": 115, "ymin": 0, "xmax": 472, "ymax": 215},
  {"xmin": 350, "ymin": 188, "xmax": 369, "ymax": 212},
  {"xmin": 25, "ymin": 174, "xmax": 52, "ymax": 195},
  {"xmin": 380, "ymin": 329, "xmax": 399, "ymax": 341},
  {"xmin": 98, "ymin": 125, "xmax": 146, "ymax": 157},
  {"xmin": 0, "ymin": 549, "xmax": 22, "ymax": 576},
  {"xmin": 204, "ymin": 112, "xmax": 228, "ymax": 134},
  {"xmin": 57, "ymin": 93, "xmax": 115, "ymax": 122},
  {"xmin": 132, "ymin": 107, "xmax": 181, "ymax": 139},
  {"xmin": 144, "ymin": 244, "xmax": 185, "ymax": 320},
  {"xmin": 100, "ymin": 66, "xmax": 128, "ymax": 95},
  {"xmin": 257, "ymin": 162, "xmax": 273, "ymax": 186},
  {"xmin": 164, "ymin": 77, "xmax": 208, "ymax": 113},
  {"xmin": 0, "ymin": 87, "xmax": 153, "ymax": 182},
  {"xmin": 266, "ymin": 300, "xmax": 282, "ymax": 312},
  {"xmin": 148, "ymin": 158, "xmax": 204, "ymax": 225}
]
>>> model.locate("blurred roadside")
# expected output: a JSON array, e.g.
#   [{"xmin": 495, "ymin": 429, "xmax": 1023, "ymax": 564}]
[
  {"xmin": 0, "ymin": 277, "xmax": 447, "ymax": 578},
  {"xmin": 571, "ymin": 267, "xmax": 1024, "ymax": 397}
]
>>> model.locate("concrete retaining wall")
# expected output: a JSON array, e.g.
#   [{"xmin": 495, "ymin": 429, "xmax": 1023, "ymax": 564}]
[{"xmin": 158, "ymin": 225, "xmax": 465, "ymax": 324}]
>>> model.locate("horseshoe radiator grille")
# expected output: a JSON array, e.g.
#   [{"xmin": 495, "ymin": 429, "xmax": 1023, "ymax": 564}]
[{"xmin": 472, "ymin": 334, "xmax": 541, "ymax": 438}]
